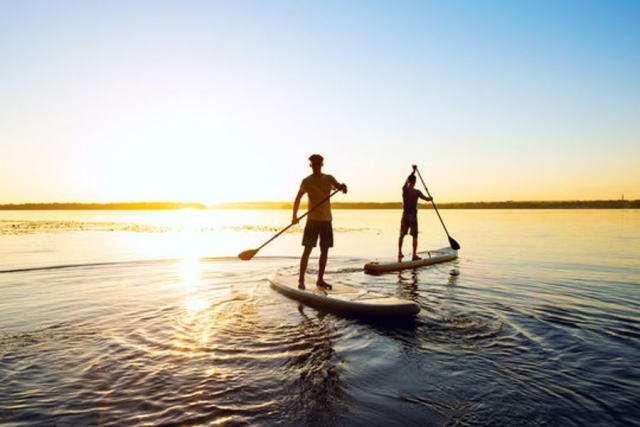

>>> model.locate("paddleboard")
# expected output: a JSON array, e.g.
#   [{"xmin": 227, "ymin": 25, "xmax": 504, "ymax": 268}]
[
  {"xmin": 364, "ymin": 247, "xmax": 458, "ymax": 274},
  {"xmin": 268, "ymin": 272, "xmax": 420, "ymax": 317}
]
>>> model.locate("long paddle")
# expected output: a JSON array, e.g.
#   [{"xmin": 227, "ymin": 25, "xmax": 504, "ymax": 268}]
[
  {"xmin": 237, "ymin": 188, "xmax": 342, "ymax": 261},
  {"xmin": 414, "ymin": 166, "xmax": 461, "ymax": 250}
]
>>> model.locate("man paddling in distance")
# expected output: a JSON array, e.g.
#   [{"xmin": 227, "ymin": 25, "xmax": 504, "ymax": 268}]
[
  {"xmin": 292, "ymin": 154, "xmax": 348, "ymax": 290},
  {"xmin": 398, "ymin": 165, "xmax": 432, "ymax": 262}
]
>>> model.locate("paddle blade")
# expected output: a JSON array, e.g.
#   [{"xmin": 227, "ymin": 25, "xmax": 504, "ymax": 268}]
[
  {"xmin": 449, "ymin": 237, "xmax": 461, "ymax": 250},
  {"xmin": 237, "ymin": 249, "xmax": 258, "ymax": 261}
]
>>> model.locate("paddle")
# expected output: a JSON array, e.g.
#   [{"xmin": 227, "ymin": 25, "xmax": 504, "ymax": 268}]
[
  {"xmin": 414, "ymin": 166, "xmax": 461, "ymax": 250},
  {"xmin": 237, "ymin": 188, "xmax": 342, "ymax": 261}
]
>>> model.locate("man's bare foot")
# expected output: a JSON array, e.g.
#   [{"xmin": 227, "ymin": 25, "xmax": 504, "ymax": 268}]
[
  {"xmin": 397, "ymin": 253, "xmax": 404, "ymax": 262},
  {"xmin": 298, "ymin": 282, "xmax": 305, "ymax": 290},
  {"xmin": 316, "ymin": 280, "xmax": 332, "ymax": 290}
]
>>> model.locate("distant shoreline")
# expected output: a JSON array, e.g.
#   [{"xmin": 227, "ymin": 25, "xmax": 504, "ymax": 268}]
[
  {"xmin": 0, "ymin": 200, "xmax": 637, "ymax": 210},
  {"xmin": 0, "ymin": 202, "xmax": 207, "ymax": 211},
  {"xmin": 215, "ymin": 200, "xmax": 639, "ymax": 210}
]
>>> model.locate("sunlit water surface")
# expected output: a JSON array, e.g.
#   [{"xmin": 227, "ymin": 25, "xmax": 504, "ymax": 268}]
[{"xmin": 1, "ymin": 209, "xmax": 639, "ymax": 426}]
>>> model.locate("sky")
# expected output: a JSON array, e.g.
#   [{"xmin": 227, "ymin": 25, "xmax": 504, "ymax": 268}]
[{"xmin": 1, "ymin": 0, "xmax": 639, "ymax": 205}]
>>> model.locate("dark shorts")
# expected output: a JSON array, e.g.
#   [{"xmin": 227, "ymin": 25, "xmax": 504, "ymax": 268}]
[
  {"xmin": 400, "ymin": 213, "xmax": 418, "ymax": 237},
  {"xmin": 302, "ymin": 220, "xmax": 333, "ymax": 248}
]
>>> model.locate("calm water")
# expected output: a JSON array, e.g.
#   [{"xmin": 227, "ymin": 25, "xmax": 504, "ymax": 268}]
[{"xmin": 1, "ymin": 209, "xmax": 639, "ymax": 427}]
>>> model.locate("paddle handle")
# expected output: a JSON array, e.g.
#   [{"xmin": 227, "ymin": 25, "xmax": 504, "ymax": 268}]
[
  {"xmin": 415, "ymin": 167, "xmax": 461, "ymax": 250},
  {"xmin": 255, "ymin": 188, "xmax": 341, "ymax": 252}
]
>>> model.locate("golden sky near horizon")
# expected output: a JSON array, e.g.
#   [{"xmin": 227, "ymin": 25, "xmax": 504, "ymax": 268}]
[{"xmin": 1, "ymin": 1, "xmax": 639, "ymax": 205}]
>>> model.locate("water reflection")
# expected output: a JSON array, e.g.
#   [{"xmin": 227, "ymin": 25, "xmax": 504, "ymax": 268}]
[
  {"xmin": 179, "ymin": 257, "xmax": 200, "ymax": 290},
  {"xmin": 177, "ymin": 240, "xmax": 209, "ymax": 316},
  {"xmin": 174, "ymin": 249, "xmax": 214, "ymax": 353},
  {"xmin": 282, "ymin": 305, "xmax": 348, "ymax": 426},
  {"xmin": 396, "ymin": 270, "xmax": 419, "ymax": 300},
  {"xmin": 447, "ymin": 268, "xmax": 460, "ymax": 285}
]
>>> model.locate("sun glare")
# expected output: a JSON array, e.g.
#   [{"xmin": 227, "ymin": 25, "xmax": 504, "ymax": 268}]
[
  {"xmin": 173, "ymin": 210, "xmax": 211, "ymax": 315},
  {"xmin": 179, "ymin": 256, "xmax": 201, "ymax": 292}
]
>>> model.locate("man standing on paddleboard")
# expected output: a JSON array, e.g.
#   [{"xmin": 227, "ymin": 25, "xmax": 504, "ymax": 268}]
[
  {"xmin": 292, "ymin": 154, "xmax": 348, "ymax": 290},
  {"xmin": 398, "ymin": 165, "xmax": 432, "ymax": 262}
]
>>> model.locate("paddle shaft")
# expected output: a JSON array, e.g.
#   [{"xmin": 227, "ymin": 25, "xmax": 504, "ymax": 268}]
[
  {"xmin": 240, "ymin": 188, "xmax": 341, "ymax": 259},
  {"xmin": 415, "ymin": 167, "xmax": 461, "ymax": 250}
]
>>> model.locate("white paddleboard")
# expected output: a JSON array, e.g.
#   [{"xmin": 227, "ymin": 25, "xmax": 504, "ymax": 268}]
[
  {"xmin": 364, "ymin": 247, "xmax": 458, "ymax": 274},
  {"xmin": 268, "ymin": 272, "xmax": 420, "ymax": 317}
]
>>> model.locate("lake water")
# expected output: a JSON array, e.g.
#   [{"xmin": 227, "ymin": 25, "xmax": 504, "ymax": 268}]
[{"xmin": 1, "ymin": 209, "xmax": 639, "ymax": 427}]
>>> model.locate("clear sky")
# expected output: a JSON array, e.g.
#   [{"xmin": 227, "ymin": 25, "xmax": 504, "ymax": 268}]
[{"xmin": 1, "ymin": 0, "xmax": 638, "ymax": 205}]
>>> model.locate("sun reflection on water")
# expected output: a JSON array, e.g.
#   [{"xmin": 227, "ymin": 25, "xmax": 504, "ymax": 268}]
[
  {"xmin": 179, "ymin": 256, "xmax": 201, "ymax": 291},
  {"xmin": 167, "ymin": 212, "xmax": 216, "ymax": 354},
  {"xmin": 177, "ymin": 255, "xmax": 210, "ymax": 318}
]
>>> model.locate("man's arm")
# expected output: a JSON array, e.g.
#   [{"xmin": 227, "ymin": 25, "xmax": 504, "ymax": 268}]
[
  {"xmin": 403, "ymin": 174, "xmax": 413, "ymax": 189},
  {"xmin": 329, "ymin": 175, "xmax": 348, "ymax": 194},
  {"xmin": 292, "ymin": 189, "xmax": 305, "ymax": 224},
  {"xmin": 419, "ymin": 191, "xmax": 432, "ymax": 202}
]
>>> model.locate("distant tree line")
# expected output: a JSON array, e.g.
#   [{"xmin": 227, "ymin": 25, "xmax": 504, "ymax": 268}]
[
  {"xmin": 0, "ymin": 202, "xmax": 206, "ymax": 210},
  {"xmin": 334, "ymin": 200, "xmax": 640, "ymax": 209},
  {"xmin": 418, "ymin": 200, "xmax": 640, "ymax": 209},
  {"xmin": 214, "ymin": 200, "xmax": 639, "ymax": 210}
]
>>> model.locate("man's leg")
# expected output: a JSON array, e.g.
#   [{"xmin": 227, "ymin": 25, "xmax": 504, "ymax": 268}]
[
  {"xmin": 398, "ymin": 216, "xmax": 409, "ymax": 261},
  {"xmin": 299, "ymin": 246, "xmax": 313, "ymax": 289},
  {"xmin": 316, "ymin": 221, "xmax": 333, "ymax": 289},
  {"xmin": 412, "ymin": 235, "xmax": 420, "ymax": 260},
  {"xmin": 317, "ymin": 246, "xmax": 329, "ymax": 286}
]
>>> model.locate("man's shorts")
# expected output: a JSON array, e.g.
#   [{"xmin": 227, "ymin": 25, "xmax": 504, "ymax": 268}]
[
  {"xmin": 302, "ymin": 220, "xmax": 334, "ymax": 248},
  {"xmin": 400, "ymin": 213, "xmax": 418, "ymax": 237}
]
